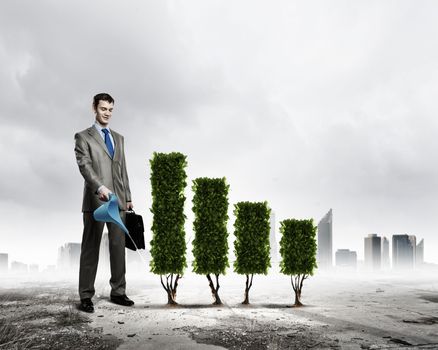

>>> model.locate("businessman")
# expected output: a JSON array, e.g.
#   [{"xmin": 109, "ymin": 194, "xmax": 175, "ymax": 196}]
[{"xmin": 74, "ymin": 93, "xmax": 134, "ymax": 313}]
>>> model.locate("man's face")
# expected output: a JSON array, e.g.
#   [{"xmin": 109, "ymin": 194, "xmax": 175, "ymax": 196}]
[{"xmin": 94, "ymin": 100, "xmax": 114, "ymax": 127}]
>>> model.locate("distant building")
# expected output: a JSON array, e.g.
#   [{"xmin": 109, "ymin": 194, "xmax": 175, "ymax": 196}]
[
  {"xmin": 420, "ymin": 262, "xmax": 438, "ymax": 272},
  {"xmin": 317, "ymin": 209, "xmax": 333, "ymax": 270},
  {"xmin": 11, "ymin": 261, "xmax": 28, "ymax": 273},
  {"xmin": 335, "ymin": 249, "xmax": 357, "ymax": 269},
  {"xmin": 57, "ymin": 242, "xmax": 81, "ymax": 271},
  {"xmin": 0, "ymin": 253, "xmax": 8, "ymax": 272},
  {"xmin": 409, "ymin": 235, "xmax": 417, "ymax": 267},
  {"xmin": 416, "ymin": 239, "xmax": 424, "ymax": 266},
  {"xmin": 381, "ymin": 236, "xmax": 390, "ymax": 270},
  {"xmin": 44, "ymin": 265, "xmax": 56, "ymax": 273},
  {"xmin": 392, "ymin": 234, "xmax": 416, "ymax": 270},
  {"xmin": 364, "ymin": 234, "xmax": 382, "ymax": 271},
  {"xmin": 269, "ymin": 211, "xmax": 278, "ymax": 263},
  {"xmin": 29, "ymin": 264, "xmax": 39, "ymax": 273}
]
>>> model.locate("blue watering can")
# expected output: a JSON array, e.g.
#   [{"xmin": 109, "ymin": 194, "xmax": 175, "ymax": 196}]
[{"xmin": 93, "ymin": 193, "xmax": 129, "ymax": 234}]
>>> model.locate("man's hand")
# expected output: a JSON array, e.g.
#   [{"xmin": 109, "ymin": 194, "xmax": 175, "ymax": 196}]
[
  {"xmin": 98, "ymin": 186, "xmax": 112, "ymax": 201},
  {"xmin": 127, "ymin": 202, "xmax": 134, "ymax": 210}
]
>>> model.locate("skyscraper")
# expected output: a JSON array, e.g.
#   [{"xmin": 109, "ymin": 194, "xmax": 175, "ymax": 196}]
[
  {"xmin": 317, "ymin": 209, "xmax": 333, "ymax": 270},
  {"xmin": 29, "ymin": 264, "xmax": 39, "ymax": 273},
  {"xmin": 364, "ymin": 234, "xmax": 382, "ymax": 271},
  {"xmin": 392, "ymin": 234, "xmax": 416, "ymax": 270},
  {"xmin": 335, "ymin": 249, "xmax": 357, "ymax": 269},
  {"xmin": 0, "ymin": 253, "xmax": 8, "ymax": 272},
  {"xmin": 416, "ymin": 239, "xmax": 424, "ymax": 266},
  {"xmin": 381, "ymin": 236, "xmax": 390, "ymax": 270},
  {"xmin": 57, "ymin": 242, "xmax": 81, "ymax": 271},
  {"xmin": 269, "ymin": 210, "xmax": 278, "ymax": 263},
  {"xmin": 11, "ymin": 261, "xmax": 28, "ymax": 273},
  {"xmin": 409, "ymin": 235, "xmax": 417, "ymax": 268}
]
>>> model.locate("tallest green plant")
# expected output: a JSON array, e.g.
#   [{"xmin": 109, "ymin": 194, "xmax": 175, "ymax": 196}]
[{"xmin": 149, "ymin": 152, "xmax": 188, "ymax": 305}]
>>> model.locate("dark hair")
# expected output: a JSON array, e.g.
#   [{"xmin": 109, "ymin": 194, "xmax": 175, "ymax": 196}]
[{"xmin": 93, "ymin": 93, "xmax": 114, "ymax": 109}]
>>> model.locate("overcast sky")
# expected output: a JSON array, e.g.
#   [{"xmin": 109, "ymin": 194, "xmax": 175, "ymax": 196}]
[{"xmin": 1, "ymin": 0, "xmax": 438, "ymax": 268}]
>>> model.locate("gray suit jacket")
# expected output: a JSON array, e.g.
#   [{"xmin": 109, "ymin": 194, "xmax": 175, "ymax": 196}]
[{"xmin": 74, "ymin": 126, "xmax": 132, "ymax": 212}]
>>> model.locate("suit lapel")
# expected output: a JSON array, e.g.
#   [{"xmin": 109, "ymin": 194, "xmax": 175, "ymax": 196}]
[
  {"xmin": 88, "ymin": 127, "xmax": 112, "ymax": 159},
  {"xmin": 111, "ymin": 132, "xmax": 119, "ymax": 159}
]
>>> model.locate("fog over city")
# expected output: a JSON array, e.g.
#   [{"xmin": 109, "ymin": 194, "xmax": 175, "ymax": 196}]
[{"xmin": 1, "ymin": 1, "xmax": 438, "ymax": 268}]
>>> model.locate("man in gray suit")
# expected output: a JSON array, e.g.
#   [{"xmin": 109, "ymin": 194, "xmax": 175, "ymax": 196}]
[{"xmin": 74, "ymin": 93, "xmax": 134, "ymax": 313}]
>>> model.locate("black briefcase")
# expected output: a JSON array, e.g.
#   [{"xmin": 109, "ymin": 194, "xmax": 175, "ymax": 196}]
[{"xmin": 125, "ymin": 210, "xmax": 145, "ymax": 251}]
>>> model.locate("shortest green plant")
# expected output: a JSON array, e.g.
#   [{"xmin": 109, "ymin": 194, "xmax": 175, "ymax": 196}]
[
  {"xmin": 279, "ymin": 219, "xmax": 317, "ymax": 307},
  {"xmin": 233, "ymin": 201, "xmax": 271, "ymax": 304}
]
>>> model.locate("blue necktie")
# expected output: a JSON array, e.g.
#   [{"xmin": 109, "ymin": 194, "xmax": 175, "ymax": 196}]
[{"xmin": 102, "ymin": 129, "xmax": 114, "ymax": 158}]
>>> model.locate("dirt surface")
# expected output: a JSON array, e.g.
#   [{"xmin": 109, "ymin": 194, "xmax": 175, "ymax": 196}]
[
  {"xmin": 176, "ymin": 315, "xmax": 339, "ymax": 349},
  {"xmin": 0, "ymin": 285, "xmax": 121, "ymax": 349},
  {"xmin": 1, "ymin": 271, "xmax": 438, "ymax": 349}
]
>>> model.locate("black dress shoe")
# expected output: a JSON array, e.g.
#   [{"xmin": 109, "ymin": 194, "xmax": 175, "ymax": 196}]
[
  {"xmin": 79, "ymin": 298, "xmax": 94, "ymax": 313},
  {"xmin": 110, "ymin": 294, "xmax": 134, "ymax": 306}
]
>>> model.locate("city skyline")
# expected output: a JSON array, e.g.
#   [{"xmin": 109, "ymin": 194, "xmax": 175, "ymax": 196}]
[
  {"xmin": 1, "ymin": 227, "xmax": 431, "ymax": 272},
  {"xmin": 0, "ymin": 205, "xmax": 434, "ymax": 269}
]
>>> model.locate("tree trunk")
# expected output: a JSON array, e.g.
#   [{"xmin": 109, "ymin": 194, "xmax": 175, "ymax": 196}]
[
  {"xmin": 242, "ymin": 274, "xmax": 253, "ymax": 305},
  {"xmin": 294, "ymin": 289, "xmax": 303, "ymax": 307},
  {"xmin": 161, "ymin": 274, "xmax": 180, "ymax": 305},
  {"xmin": 242, "ymin": 291, "xmax": 249, "ymax": 305},
  {"xmin": 213, "ymin": 290, "xmax": 222, "ymax": 305},
  {"xmin": 167, "ymin": 292, "xmax": 178, "ymax": 305},
  {"xmin": 207, "ymin": 274, "xmax": 222, "ymax": 305},
  {"xmin": 291, "ymin": 274, "xmax": 305, "ymax": 307}
]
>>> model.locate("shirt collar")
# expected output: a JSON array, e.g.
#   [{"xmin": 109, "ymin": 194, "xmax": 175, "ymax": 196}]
[{"xmin": 94, "ymin": 122, "xmax": 111, "ymax": 134}]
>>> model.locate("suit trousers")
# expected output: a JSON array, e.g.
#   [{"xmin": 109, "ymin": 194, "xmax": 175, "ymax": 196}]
[{"xmin": 79, "ymin": 211, "xmax": 126, "ymax": 299}]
